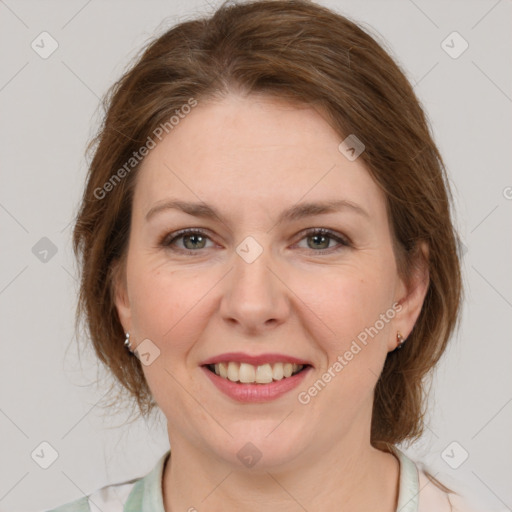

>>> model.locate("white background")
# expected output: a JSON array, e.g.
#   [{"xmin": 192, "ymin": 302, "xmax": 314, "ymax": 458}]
[{"xmin": 0, "ymin": 1, "xmax": 511, "ymax": 511}]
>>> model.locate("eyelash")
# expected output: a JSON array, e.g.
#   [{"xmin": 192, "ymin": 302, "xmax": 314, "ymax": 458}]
[{"xmin": 159, "ymin": 228, "xmax": 351, "ymax": 256}]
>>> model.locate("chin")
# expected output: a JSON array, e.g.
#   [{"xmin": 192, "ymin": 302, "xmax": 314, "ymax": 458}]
[{"xmin": 206, "ymin": 425, "xmax": 309, "ymax": 471}]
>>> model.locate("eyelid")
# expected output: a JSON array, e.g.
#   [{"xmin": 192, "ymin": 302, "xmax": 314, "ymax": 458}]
[
  {"xmin": 159, "ymin": 228, "xmax": 216, "ymax": 249},
  {"xmin": 160, "ymin": 227, "xmax": 351, "ymax": 254},
  {"xmin": 295, "ymin": 227, "xmax": 351, "ymax": 248}
]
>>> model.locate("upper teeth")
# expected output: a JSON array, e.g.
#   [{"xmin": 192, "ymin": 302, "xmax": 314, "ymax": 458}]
[{"xmin": 212, "ymin": 362, "xmax": 304, "ymax": 384}]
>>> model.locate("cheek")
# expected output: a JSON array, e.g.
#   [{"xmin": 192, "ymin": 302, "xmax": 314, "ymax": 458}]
[
  {"xmin": 303, "ymin": 262, "xmax": 396, "ymax": 392},
  {"xmin": 289, "ymin": 266, "xmax": 397, "ymax": 436},
  {"xmin": 309, "ymin": 265, "xmax": 395, "ymax": 341},
  {"xmin": 131, "ymin": 274, "xmax": 186, "ymax": 332},
  {"xmin": 127, "ymin": 258, "xmax": 221, "ymax": 364},
  {"xmin": 128, "ymin": 252, "xmax": 396, "ymax": 350},
  {"xmin": 127, "ymin": 264, "xmax": 214, "ymax": 410}
]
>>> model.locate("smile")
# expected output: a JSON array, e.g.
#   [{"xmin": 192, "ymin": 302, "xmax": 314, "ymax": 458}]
[
  {"xmin": 206, "ymin": 362, "xmax": 306, "ymax": 384},
  {"xmin": 202, "ymin": 362, "xmax": 312, "ymax": 403}
]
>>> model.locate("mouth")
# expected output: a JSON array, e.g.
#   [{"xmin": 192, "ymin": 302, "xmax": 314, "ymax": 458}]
[{"xmin": 203, "ymin": 361, "xmax": 311, "ymax": 384}]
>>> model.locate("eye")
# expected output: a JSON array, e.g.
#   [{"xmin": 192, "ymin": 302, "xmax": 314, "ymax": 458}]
[
  {"xmin": 295, "ymin": 228, "xmax": 351, "ymax": 253},
  {"xmin": 159, "ymin": 227, "xmax": 351, "ymax": 255},
  {"xmin": 160, "ymin": 229, "xmax": 214, "ymax": 253}
]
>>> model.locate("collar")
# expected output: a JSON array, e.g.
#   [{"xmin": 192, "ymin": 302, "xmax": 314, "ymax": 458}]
[
  {"xmin": 125, "ymin": 447, "xmax": 419, "ymax": 512},
  {"xmin": 124, "ymin": 449, "xmax": 169, "ymax": 512},
  {"xmin": 391, "ymin": 445, "xmax": 420, "ymax": 512}
]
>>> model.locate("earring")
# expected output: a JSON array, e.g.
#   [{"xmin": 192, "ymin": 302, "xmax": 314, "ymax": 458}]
[
  {"xmin": 124, "ymin": 332, "xmax": 134, "ymax": 353},
  {"xmin": 396, "ymin": 331, "xmax": 406, "ymax": 350}
]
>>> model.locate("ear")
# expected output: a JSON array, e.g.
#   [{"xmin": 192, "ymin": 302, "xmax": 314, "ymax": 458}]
[
  {"xmin": 111, "ymin": 257, "xmax": 132, "ymax": 333},
  {"xmin": 391, "ymin": 241, "xmax": 429, "ymax": 349}
]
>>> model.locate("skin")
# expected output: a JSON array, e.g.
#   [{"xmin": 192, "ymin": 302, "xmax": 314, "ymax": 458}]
[{"xmin": 114, "ymin": 93, "xmax": 429, "ymax": 511}]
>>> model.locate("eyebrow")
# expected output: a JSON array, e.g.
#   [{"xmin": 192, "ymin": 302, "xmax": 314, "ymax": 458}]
[{"xmin": 145, "ymin": 198, "xmax": 370, "ymax": 224}]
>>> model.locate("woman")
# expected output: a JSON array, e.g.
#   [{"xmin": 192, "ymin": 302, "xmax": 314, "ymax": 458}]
[{"xmin": 48, "ymin": 0, "xmax": 485, "ymax": 510}]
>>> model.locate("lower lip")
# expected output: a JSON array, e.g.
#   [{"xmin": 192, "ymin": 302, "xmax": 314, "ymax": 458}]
[{"xmin": 201, "ymin": 365, "xmax": 312, "ymax": 403}]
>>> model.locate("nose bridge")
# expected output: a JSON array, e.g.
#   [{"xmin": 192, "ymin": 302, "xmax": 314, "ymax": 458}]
[
  {"xmin": 233, "ymin": 234, "xmax": 276, "ymax": 300},
  {"xmin": 220, "ymin": 234, "xmax": 287, "ymax": 329}
]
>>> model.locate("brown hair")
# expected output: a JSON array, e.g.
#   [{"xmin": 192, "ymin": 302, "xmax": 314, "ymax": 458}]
[{"xmin": 72, "ymin": 0, "xmax": 462, "ymax": 456}]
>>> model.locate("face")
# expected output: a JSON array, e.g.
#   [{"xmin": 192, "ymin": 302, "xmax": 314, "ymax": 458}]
[{"xmin": 114, "ymin": 93, "xmax": 424, "ymax": 470}]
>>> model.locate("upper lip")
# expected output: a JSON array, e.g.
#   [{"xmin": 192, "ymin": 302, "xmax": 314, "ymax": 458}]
[{"xmin": 200, "ymin": 352, "xmax": 313, "ymax": 367}]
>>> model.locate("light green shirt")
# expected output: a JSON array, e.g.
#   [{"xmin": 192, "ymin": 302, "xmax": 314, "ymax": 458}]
[{"xmin": 45, "ymin": 447, "xmax": 481, "ymax": 511}]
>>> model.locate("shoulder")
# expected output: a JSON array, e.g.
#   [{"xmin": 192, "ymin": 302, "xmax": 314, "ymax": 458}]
[
  {"xmin": 417, "ymin": 469, "xmax": 482, "ymax": 512},
  {"xmin": 45, "ymin": 478, "xmax": 140, "ymax": 512},
  {"xmin": 44, "ymin": 495, "xmax": 90, "ymax": 512},
  {"xmin": 392, "ymin": 446, "xmax": 496, "ymax": 512},
  {"xmin": 44, "ymin": 450, "xmax": 170, "ymax": 512}
]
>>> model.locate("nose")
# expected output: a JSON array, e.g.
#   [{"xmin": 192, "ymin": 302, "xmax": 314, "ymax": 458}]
[{"xmin": 219, "ymin": 241, "xmax": 290, "ymax": 335}]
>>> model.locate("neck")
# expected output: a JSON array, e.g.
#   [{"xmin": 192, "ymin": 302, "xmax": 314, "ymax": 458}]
[{"xmin": 162, "ymin": 432, "xmax": 399, "ymax": 512}]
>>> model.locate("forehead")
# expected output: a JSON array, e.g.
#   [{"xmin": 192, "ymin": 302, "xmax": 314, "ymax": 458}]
[{"xmin": 133, "ymin": 94, "xmax": 385, "ymax": 220}]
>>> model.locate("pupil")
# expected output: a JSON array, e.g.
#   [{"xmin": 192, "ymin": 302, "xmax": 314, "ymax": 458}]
[
  {"xmin": 185, "ymin": 234, "xmax": 204, "ymax": 250},
  {"xmin": 310, "ymin": 234, "xmax": 328, "ymax": 250}
]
